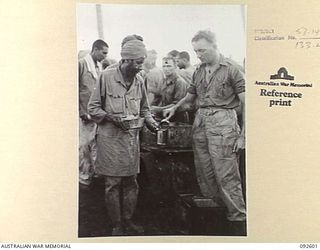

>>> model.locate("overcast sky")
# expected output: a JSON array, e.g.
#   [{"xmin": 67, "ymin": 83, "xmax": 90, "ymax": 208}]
[{"xmin": 77, "ymin": 4, "xmax": 246, "ymax": 66}]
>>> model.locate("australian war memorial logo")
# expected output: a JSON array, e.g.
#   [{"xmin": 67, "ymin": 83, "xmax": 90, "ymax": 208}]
[
  {"xmin": 270, "ymin": 67, "xmax": 294, "ymax": 81},
  {"xmin": 255, "ymin": 67, "xmax": 312, "ymax": 107}
]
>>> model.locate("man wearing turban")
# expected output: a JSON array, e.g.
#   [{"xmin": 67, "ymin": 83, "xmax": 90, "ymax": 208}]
[
  {"xmin": 106, "ymin": 34, "xmax": 144, "ymax": 70},
  {"xmin": 88, "ymin": 39, "xmax": 158, "ymax": 236}
]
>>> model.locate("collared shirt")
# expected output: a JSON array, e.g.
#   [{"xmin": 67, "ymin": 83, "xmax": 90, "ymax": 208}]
[
  {"xmin": 78, "ymin": 54, "xmax": 102, "ymax": 117},
  {"xmin": 88, "ymin": 66, "xmax": 153, "ymax": 125},
  {"xmin": 105, "ymin": 62, "xmax": 118, "ymax": 70},
  {"xmin": 87, "ymin": 66, "xmax": 154, "ymax": 176},
  {"xmin": 187, "ymin": 55, "xmax": 245, "ymax": 109},
  {"xmin": 152, "ymin": 72, "xmax": 187, "ymax": 107}
]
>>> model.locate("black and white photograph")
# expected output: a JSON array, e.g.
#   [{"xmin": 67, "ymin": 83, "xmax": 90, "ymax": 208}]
[
  {"xmin": 3, "ymin": 0, "xmax": 320, "ymax": 245},
  {"xmin": 77, "ymin": 3, "xmax": 247, "ymax": 237}
]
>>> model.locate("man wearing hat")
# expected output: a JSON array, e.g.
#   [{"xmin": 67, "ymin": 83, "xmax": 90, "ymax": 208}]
[
  {"xmin": 88, "ymin": 39, "xmax": 158, "ymax": 236},
  {"xmin": 106, "ymin": 34, "xmax": 144, "ymax": 70}
]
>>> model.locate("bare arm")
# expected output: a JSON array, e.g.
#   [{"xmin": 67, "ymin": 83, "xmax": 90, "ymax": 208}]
[
  {"xmin": 151, "ymin": 103, "xmax": 174, "ymax": 113},
  {"xmin": 238, "ymin": 92, "xmax": 245, "ymax": 138},
  {"xmin": 163, "ymin": 93, "xmax": 196, "ymax": 120},
  {"xmin": 140, "ymin": 81, "xmax": 159, "ymax": 132}
]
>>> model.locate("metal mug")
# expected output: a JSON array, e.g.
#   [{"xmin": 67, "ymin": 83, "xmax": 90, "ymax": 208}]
[{"xmin": 156, "ymin": 120, "xmax": 170, "ymax": 145}]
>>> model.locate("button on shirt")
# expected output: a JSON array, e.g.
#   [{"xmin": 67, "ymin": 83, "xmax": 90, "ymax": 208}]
[{"xmin": 187, "ymin": 55, "xmax": 245, "ymax": 109}]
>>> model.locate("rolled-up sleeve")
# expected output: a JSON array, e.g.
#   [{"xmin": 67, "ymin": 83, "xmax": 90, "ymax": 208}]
[
  {"xmin": 87, "ymin": 74, "xmax": 108, "ymax": 123},
  {"xmin": 230, "ymin": 66, "xmax": 245, "ymax": 94}
]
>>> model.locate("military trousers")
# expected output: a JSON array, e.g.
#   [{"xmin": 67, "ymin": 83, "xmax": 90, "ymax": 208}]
[
  {"xmin": 79, "ymin": 119, "xmax": 97, "ymax": 185},
  {"xmin": 104, "ymin": 175, "xmax": 139, "ymax": 225},
  {"xmin": 192, "ymin": 108, "xmax": 246, "ymax": 221}
]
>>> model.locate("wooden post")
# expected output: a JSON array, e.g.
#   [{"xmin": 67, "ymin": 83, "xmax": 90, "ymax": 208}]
[{"xmin": 96, "ymin": 4, "xmax": 104, "ymax": 40}]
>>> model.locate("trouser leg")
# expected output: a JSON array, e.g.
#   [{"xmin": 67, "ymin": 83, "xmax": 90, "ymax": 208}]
[
  {"xmin": 79, "ymin": 144, "xmax": 91, "ymax": 184},
  {"xmin": 79, "ymin": 120, "xmax": 97, "ymax": 185},
  {"xmin": 209, "ymin": 149, "xmax": 246, "ymax": 221},
  {"xmin": 122, "ymin": 175, "xmax": 139, "ymax": 220},
  {"xmin": 104, "ymin": 176, "xmax": 122, "ymax": 225},
  {"xmin": 192, "ymin": 115, "xmax": 220, "ymax": 199},
  {"xmin": 121, "ymin": 175, "xmax": 143, "ymax": 234},
  {"xmin": 206, "ymin": 111, "xmax": 246, "ymax": 222}
]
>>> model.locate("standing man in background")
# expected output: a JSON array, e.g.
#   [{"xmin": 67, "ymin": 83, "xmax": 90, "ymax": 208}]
[
  {"xmin": 164, "ymin": 30, "xmax": 246, "ymax": 235},
  {"xmin": 151, "ymin": 56, "xmax": 187, "ymax": 122},
  {"xmin": 79, "ymin": 39, "xmax": 109, "ymax": 186},
  {"xmin": 167, "ymin": 49, "xmax": 180, "ymax": 63},
  {"xmin": 88, "ymin": 39, "xmax": 159, "ymax": 236},
  {"xmin": 143, "ymin": 50, "xmax": 164, "ymax": 104},
  {"xmin": 176, "ymin": 51, "xmax": 195, "ymax": 86}
]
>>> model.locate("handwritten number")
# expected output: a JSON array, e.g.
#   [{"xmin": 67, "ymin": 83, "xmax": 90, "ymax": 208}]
[
  {"xmin": 312, "ymin": 28, "xmax": 320, "ymax": 36},
  {"xmin": 296, "ymin": 27, "xmax": 308, "ymax": 36},
  {"xmin": 296, "ymin": 42, "xmax": 303, "ymax": 48}
]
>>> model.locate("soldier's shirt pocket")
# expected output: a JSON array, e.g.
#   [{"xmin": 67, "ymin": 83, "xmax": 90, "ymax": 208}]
[
  {"xmin": 127, "ymin": 97, "xmax": 140, "ymax": 115},
  {"xmin": 106, "ymin": 83, "xmax": 126, "ymax": 114},
  {"xmin": 127, "ymin": 88, "xmax": 142, "ymax": 115},
  {"xmin": 215, "ymin": 81, "xmax": 233, "ymax": 98},
  {"xmin": 108, "ymin": 95, "xmax": 124, "ymax": 114}
]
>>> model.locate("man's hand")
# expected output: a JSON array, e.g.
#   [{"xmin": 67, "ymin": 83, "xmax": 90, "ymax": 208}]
[
  {"xmin": 233, "ymin": 136, "xmax": 245, "ymax": 153},
  {"xmin": 162, "ymin": 106, "xmax": 176, "ymax": 120},
  {"xmin": 80, "ymin": 114, "xmax": 91, "ymax": 122},
  {"xmin": 146, "ymin": 121, "xmax": 159, "ymax": 133},
  {"xmin": 111, "ymin": 117, "xmax": 131, "ymax": 131}
]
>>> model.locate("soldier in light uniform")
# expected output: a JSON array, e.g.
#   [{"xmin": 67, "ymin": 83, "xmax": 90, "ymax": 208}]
[
  {"xmin": 78, "ymin": 39, "xmax": 109, "ymax": 186},
  {"xmin": 164, "ymin": 30, "xmax": 246, "ymax": 235},
  {"xmin": 151, "ymin": 57, "xmax": 187, "ymax": 122}
]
